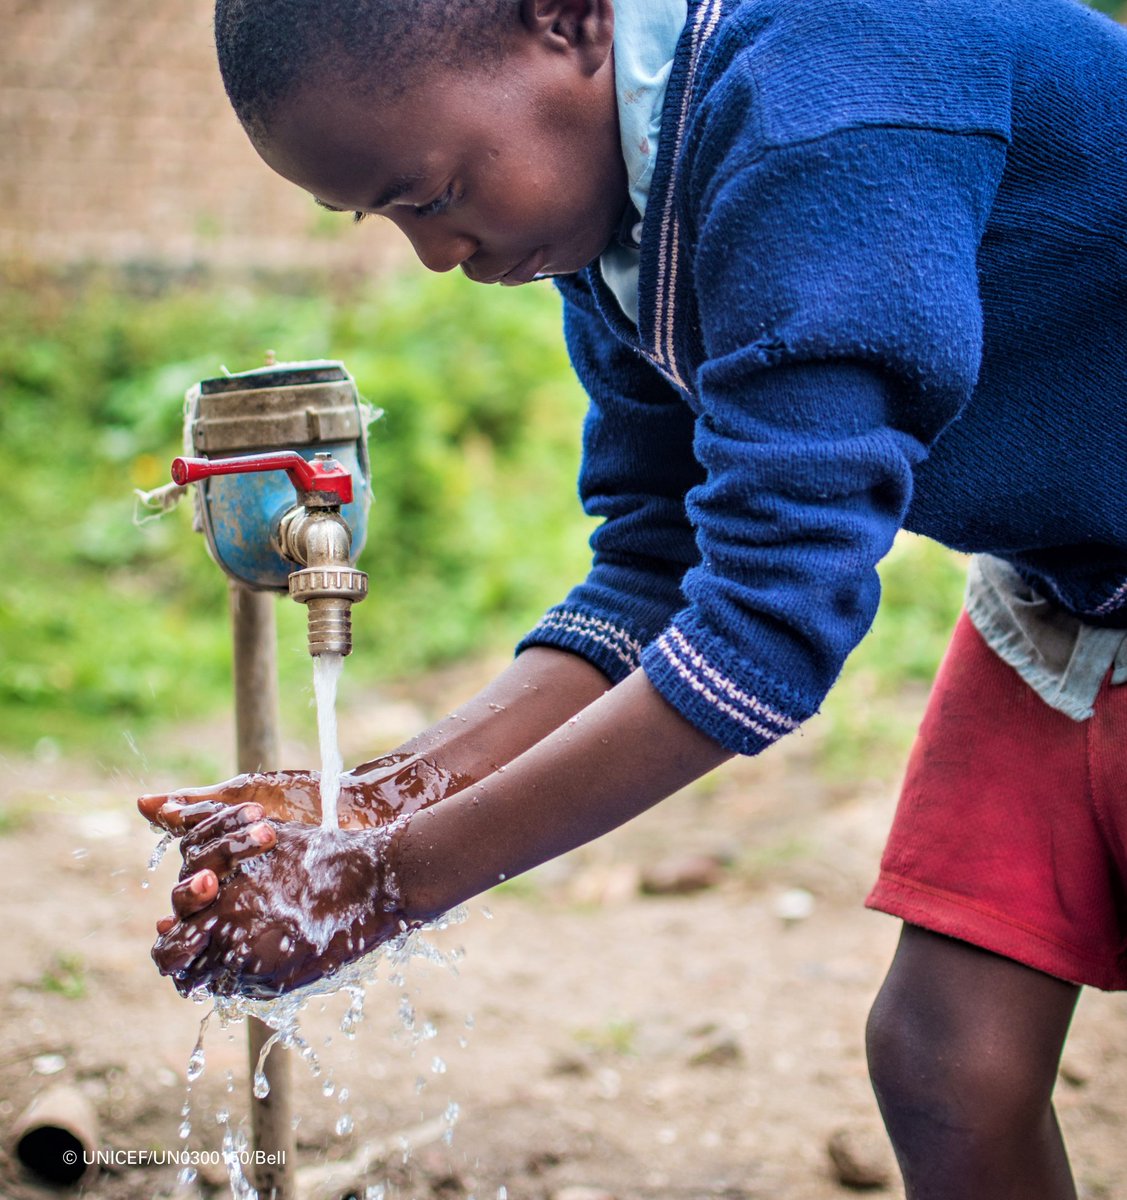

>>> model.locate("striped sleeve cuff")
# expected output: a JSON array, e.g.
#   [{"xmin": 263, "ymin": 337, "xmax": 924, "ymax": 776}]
[
  {"xmin": 516, "ymin": 607, "xmax": 645, "ymax": 684},
  {"xmin": 641, "ymin": 616, "xmax": 806, "ymax": 755}
]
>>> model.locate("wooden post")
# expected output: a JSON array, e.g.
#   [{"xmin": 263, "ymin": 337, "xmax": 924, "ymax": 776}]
[{"xmin": 230, "ymin": 583, "xmax": 294, "ymax": 1200}]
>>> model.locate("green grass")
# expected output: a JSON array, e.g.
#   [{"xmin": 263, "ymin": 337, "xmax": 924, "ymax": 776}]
[{"xmin": 37, "ymin": 952, "xmax": 88, "ymax": 1000}]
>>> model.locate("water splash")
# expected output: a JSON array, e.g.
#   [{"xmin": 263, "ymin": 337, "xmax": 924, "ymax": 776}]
[
  {"xmin": 221, "ymin": 1121, "xmax": 259, "ymax": 1200},
  {"xmin": 186, "ymin": 1011, "xmax": 210, "ymax": 1083},
  {"xmin": 148, "ymin": 831, "xmax": 173, "ymax": 871},
  {"xmin": 313, "ymin": 653, "xmax": 345, "ymax": 831},
  {"xmin": 178, "ymin": 1010, "xmax": 212, "ymax": 1149}
]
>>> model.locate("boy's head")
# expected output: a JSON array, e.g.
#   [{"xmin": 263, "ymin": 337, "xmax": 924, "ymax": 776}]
[{"xmin": 215, "ymin": 0, "xmax": 627, "ymax": 284}]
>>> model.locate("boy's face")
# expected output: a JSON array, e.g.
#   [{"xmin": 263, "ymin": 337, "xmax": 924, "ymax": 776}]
[{"xmin": 252, "ymin": 26, "xmax": 627, "ymax": 285}]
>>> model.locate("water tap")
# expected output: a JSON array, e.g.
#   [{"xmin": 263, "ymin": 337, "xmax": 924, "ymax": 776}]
[{"xmin": 172, "ymin": 450, "xmax": 368, "ymax": 656}]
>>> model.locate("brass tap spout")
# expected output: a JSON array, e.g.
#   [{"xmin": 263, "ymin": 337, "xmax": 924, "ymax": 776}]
[{"xmin": 277, "ymin": 503, "xmax": 368, "ymax": 658}]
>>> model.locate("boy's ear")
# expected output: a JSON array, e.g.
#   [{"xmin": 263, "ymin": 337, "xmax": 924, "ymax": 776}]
[{"xmin": 518, "ymin": 0, "xmax": 614, "ymax": 74}]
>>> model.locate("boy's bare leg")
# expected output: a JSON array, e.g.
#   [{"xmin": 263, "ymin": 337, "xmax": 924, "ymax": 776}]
[{"xmin": 867, "ymin": 924, "xmax": 1080, "ymax": 1200}]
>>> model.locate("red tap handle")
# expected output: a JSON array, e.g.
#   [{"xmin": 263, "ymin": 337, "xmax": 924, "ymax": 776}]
[{"xmin": 171, "ymin": 451, "xmax": 354, "ymax": 504}]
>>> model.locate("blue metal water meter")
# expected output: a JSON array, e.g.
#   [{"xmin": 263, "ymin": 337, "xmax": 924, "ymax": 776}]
[{"xmin": 185, "ymin": 360, "xmax": 371, "ymax": 591}]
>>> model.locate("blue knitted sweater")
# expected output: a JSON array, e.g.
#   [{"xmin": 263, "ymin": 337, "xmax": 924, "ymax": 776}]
[{"xmin": 518, "ymin": 0, "xmax": 1127, "ymax": 755}]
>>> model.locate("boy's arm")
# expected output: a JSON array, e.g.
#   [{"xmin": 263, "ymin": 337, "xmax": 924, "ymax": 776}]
[
  {"xmin": 152, "ymin": 666, "xmax": 730, "ymax": 994},
  {"xmin": 151, "ymin": 667, "xmax": 729, "ymax": 993},
  {"xmin": 360, "ymin": 644, "xmax": 612, "ymax": 780},
  {"xmin": 513, "ymin": 274, "xmax": 705, "ymax": 682},
  {"xmin": 617, "ymin": 118, "xmax": 1009, "ymax": 757},
  {"xmin": 140, "ymin": 645, "xmax": 612, "ymax": 832},
  {"xmin": 395, "ymin": 668, "xmax": 731, "ymax": 919}
]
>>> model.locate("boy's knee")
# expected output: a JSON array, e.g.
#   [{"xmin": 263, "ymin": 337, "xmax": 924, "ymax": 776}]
[{"xmin": 866, "ymin": 966, "xmax": 1057, "ymax": 1143}]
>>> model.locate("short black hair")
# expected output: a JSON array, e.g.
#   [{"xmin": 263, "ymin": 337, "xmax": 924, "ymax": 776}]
[{"xmin": 215, "ymin": 0, "xmax": 518, "ymax": 138}]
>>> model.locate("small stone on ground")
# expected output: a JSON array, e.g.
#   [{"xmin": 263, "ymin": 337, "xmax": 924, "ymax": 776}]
[{"xmin": 826, "ymin": 1125, "xmax": 894, "ymax": 1190}]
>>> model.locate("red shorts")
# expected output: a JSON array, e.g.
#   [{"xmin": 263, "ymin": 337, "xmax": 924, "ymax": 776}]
[{"xmin": 867, "ymin": 611, "xmax": 1127, "ymax": 990}]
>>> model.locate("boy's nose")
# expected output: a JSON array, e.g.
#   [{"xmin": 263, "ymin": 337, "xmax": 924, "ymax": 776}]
[{"xmin": 405, "ymin": 226, "xmax": 477, "ymax": 274}]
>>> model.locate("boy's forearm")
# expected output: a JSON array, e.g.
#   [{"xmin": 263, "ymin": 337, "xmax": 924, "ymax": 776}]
[
  {"xmin": 363, "ymin": 645, "xmax": 613, "ymax": 783},
  {"xmin": 394, "ymin": 669, "xmax": 733, "ymax": 919}
]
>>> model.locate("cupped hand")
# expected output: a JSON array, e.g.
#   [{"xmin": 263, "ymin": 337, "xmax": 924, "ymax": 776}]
[
  {"xmin": 152, "ymin": 820, "xmax": 407, "ymax": 998},
  {"xmin": 138, "ymin": 752, "xmax": 467, "ymax": 835}
]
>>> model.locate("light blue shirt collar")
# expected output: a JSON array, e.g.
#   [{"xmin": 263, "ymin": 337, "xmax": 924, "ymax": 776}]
[
  {"xmin": 614, "ymin": 0, "xmax": 688, "ymax": 224},
  {"xmin": 599, "ymin": 0, "xmax": 688, "ymax": 324}
]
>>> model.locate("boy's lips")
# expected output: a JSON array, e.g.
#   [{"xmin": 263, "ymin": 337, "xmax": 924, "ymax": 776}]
[
  {"xmin": 463, "ymin": 248, "xmax": 550, "ymax": 287},
  {"xmin": 496, "ymin": 248, "xmax": 547, "ymax": 286}
]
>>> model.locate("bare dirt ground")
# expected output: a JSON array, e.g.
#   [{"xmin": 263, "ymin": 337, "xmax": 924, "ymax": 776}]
[{"xmin": 1, "ymin": 657, "xmax": 1125, "ymax": 1200}]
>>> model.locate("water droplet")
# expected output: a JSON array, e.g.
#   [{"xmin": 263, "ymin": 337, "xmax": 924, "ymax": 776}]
[
  {"xmin": 178, "ymin": 1166, "xmax": 197, "ymax": 1187},
  {"xmin": 497, "ymin": 1188, "xmax": 508, "ymax": 1200},
  {"xmin": 72, "ymin": 848, "xmax": 88, "ymax": 860},
  {"xmin": 179, "ymin": 1119, "xmax": 191, "ymax": 1139},
  {"xmin": 252, "ymin": 1070, "xmax": 270, "ymax": 1099},
  {"xmin": 322, "ymin": 1078, "xmax": 335, "ymax": 1097},
  {"xmin": 431, "ymin": 1056, "xmax": 447, "ymax": 1074},
  {"xmin": 148, "ymin": 832, "xmax": 173, "ymax": 871},
  {"xmin": 337, "ymin": 1086, "xmax": 350, "ymax": 1104},
  {"xmin": 480, "ymin": 906, "xmax": 493, "ymax": 919},
  {"xmin": 335, "ymin": 1114, "xmax": 354, "ymax": 1136},
  {"xmin": 186, "ymin": 1045, "xmax": 206, "ymax": 1083},
  {"xmin": 398, "ymin": 996, "xmax": 416, "ymax": 1031},
  {"xmin": 216, "ymin": 1107, "xmax": 229, "ymax": 1125}
]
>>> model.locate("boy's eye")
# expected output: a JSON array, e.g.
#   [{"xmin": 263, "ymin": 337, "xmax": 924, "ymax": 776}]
[{"xmin": 413, "ymin": 184, "xmax": 455, "ymax": 219}]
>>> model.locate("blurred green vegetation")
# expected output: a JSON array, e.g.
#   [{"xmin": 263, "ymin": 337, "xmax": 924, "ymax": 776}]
[{"xmin": 0, "ymin": 264, "xmax": 965, "ymax": 776}]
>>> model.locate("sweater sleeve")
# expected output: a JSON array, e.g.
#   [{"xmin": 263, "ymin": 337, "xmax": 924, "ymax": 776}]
[
  {"xmin": 640, "ymin": 125, "xmax": 1006, "ymax": 753},
  {"xmin": 516, "ymin": 274, "xmax": 705, "ymax": 683}
]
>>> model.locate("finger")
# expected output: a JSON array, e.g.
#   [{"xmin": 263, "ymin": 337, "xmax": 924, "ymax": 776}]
[
  {"xmin": 171, "ymin": 869, "xmax": 219, "ymax": 919},
  {"xmin": 182, "ymin": 822, "xmax": 276, "ymax": 879},
  {"xmin": 185, "ymin": 933, "xmax": 262, "ymax": 998},
  {"xmin": 156, "ymin": 914, "xmax": 176, "ymax": 935},
  {"xmin": 180, "ymin": 803, "xmax": 265, "ymax": 852},
  {"xmin": 153, "ymin": 920, "xmax": 213, "ymax": 976},
  {"xmin": 140, "ymin": 798, "xmax": 223, "ymax": 835},
  {"xmin": 138, "ymin": 793, "xmax": 171, "ymax": 824},
  {"xmin": 138, "ymin": 776, "xmax": 252, "ymax": 831}
]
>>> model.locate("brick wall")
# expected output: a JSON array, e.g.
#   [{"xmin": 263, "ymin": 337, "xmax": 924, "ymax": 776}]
[{"xmin": 0, "ymin": 0, "xmax": 402, "ymax": 272}]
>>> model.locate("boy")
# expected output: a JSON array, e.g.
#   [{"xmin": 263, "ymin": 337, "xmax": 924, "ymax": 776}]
[{"xmin": 141, "ymin": 0, "xmax": 1127, "ymax": 1194}]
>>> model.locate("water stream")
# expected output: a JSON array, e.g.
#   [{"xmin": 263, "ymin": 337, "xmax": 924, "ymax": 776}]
[{"xmin": 313, "ymin": 652, "xmax": 345, "ymax": 830}]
